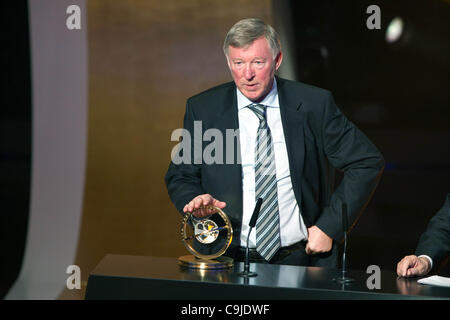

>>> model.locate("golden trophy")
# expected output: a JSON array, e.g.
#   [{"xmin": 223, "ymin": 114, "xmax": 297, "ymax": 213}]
[{"xmin": 178, "ymin": 205, "xmax": 234, "ymax": 270}]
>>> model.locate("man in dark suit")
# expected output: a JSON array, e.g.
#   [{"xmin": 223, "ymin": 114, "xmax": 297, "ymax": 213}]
[
  {"xmin": 397, "ymin": 194, "xmax": 450, "ymax": 277},
  {"xmin": 165, "ymin": 18, "xmax": 384, "ymax": 267}
]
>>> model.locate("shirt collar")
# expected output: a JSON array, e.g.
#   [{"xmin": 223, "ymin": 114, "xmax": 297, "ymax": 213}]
[{"xmin": 237, "ymin": 78, "xmax": 279, "ymax": 110}]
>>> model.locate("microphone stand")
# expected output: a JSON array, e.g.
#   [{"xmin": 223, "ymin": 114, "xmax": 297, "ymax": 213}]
[
  {"xmin": 239, "ymin": 228, "xmax": 257, "ymax": 277},
  {"xmin": 334, "ymin": 203, "xmax": 354, "ymax": 284},
  {"xmin": 238, "ymin": 198, "xmax": 263, "ymax": 278}
]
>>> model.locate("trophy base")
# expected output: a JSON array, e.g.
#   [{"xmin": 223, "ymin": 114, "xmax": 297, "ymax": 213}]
[{"xmin": 178, "ymin": 255, "xmax": 234, "ymax": 270}]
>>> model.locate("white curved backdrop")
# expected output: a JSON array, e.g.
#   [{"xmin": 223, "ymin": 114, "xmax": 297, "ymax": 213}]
[{"xmin": 6, "ymin": 0, "xmax": 87, "ymax": 299}]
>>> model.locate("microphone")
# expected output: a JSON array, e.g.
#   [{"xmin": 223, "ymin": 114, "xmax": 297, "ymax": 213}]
[
  {"xmin": 334, "ymin": 202, "xmax": 354, "ymax": 283},
  {"xmin": 249, "ymin": 197, "xmax": 263, "ymax": 228},
  {"xmin": 238, "ymin": 198, "xmax": 263, "ymax": 278},
  {"xmin": 342, "ymin": 203, "xmax": 348, "ymax": 233}
]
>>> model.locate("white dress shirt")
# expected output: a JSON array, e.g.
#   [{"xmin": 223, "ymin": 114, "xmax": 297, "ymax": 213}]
[{"xmin": 237, "ymin": 79, "xmax": 308, "ymax": 248}]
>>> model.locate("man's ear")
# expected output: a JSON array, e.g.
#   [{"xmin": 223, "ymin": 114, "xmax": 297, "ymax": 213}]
[
  {"xmin": 275, "ymin": 51, "xmax": 283, "ymax": 70},
  {"xmin": 226, "ymin": 55, "xmax": 232, "ymax": 70}
]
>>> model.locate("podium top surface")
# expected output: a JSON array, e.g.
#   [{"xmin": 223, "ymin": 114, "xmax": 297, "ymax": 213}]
[{"xmin": 87, "ymin": 254, "xmax": 450, "ymax": 300}]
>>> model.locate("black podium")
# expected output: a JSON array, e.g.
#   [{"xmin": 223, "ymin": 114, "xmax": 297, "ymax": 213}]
[{"xmin": 85, "ymin": 255, "xmax": 450, "ymax": 300}]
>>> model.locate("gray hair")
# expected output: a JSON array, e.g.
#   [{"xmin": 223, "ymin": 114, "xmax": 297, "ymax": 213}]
[{"xmin": 223, "ymin": 18, "xmax": 281, "ymax": 58}]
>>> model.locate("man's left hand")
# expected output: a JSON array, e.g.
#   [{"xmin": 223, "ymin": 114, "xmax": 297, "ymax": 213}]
[{"xmin": 305, "ymin": 225, "xmax": 333, "ymax": 255}]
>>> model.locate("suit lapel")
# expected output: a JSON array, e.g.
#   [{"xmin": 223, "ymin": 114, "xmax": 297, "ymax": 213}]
[
  {"xmin": 215, "ymin": 85, "xmax": 243, "ymax": 223},
  {"xmin": 277, "ymin": 77, "xmax": 305, "ymax": 205},
  {"xmin": 216, "ymin": 84, "xmax": 239, "ymax": 130}
]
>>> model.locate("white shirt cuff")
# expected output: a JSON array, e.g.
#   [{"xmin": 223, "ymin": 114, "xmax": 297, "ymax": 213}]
[{"xmin": 418, "ymin": 255, "xmax": 433, "ymax": 270}]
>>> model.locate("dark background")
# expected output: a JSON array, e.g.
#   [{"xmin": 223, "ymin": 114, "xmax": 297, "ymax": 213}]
[
  {"xmin": 1, "ymin": 1, "xmax": 31, "ymax": 298},
  {"xmin": 1, "ymin": 0, "xmax": 449, "ymax": 299},
  {"xmin": 288, "ymin": 0, "xmax": 449, "ymax": 273}
]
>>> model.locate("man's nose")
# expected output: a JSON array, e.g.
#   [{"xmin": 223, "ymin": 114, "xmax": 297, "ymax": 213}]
[{"xmin": 244, "ymin": 64, "xmax": 255, "ymax": 80}]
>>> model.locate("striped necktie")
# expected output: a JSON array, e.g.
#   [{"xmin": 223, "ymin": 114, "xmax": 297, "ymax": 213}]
[{"xmin": 247, "ymin": 103, "xmax": 281, "ymax": 261}]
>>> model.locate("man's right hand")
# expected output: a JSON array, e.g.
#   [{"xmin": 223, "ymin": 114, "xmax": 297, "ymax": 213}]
[{"xmin": 183, "ymin": 194, "xmax": 227, "ymax": 218}]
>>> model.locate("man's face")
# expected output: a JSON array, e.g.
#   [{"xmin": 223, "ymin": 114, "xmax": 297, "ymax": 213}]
[{"xmin": 227, "ymin": 37, "xmax": 282, "ymax": 102}]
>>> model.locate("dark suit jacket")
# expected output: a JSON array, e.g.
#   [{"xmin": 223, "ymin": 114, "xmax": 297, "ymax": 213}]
[
  {"xmin": 165, "ymin": 77, "xmax": 385, "ymax": 256},
  {"xmin": 415, "ymin": 194, "xmax": 450, "ymax": 267}
]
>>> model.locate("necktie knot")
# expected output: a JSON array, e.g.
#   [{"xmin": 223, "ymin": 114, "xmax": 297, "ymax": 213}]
[{"xmin": 248, "ymin": 103, "xmax": 267, "ymax": 123}]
